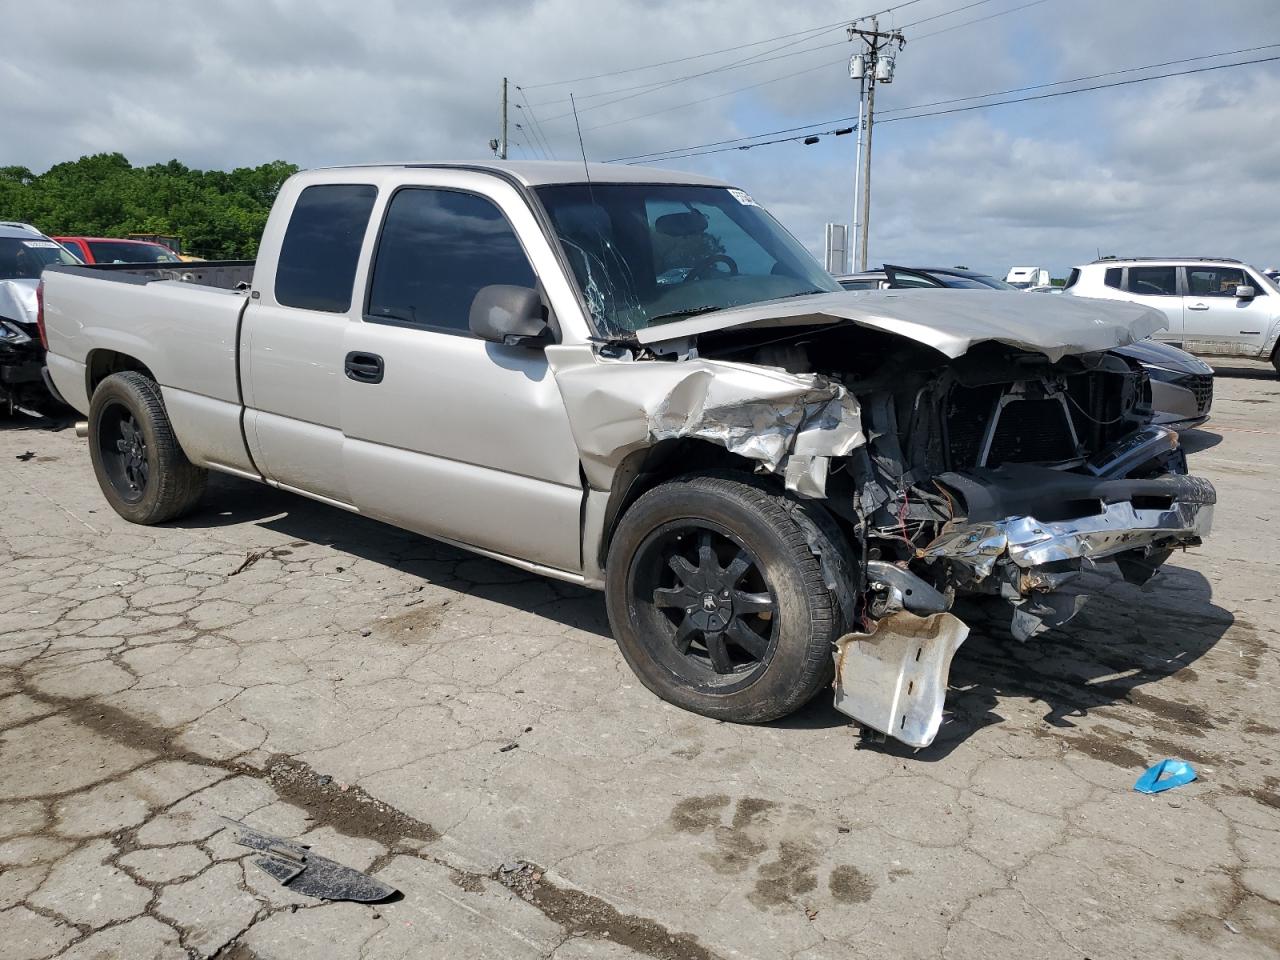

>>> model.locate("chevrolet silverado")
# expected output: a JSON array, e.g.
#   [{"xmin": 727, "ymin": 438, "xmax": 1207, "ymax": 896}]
[{"xmin": 40, "ymin": 162, "xmax": 1215, "ymax": 747}]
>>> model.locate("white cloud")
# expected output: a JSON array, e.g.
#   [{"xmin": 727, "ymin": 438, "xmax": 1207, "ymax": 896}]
[{"xmin": 2, "ymin": 0, "xmax": 1278, "ymax": 276}]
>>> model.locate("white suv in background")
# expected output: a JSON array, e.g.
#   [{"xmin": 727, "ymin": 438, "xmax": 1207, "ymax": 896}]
[{"xmin": 1064, "ymin": 258, "xmax": 1280, "ymax": 374}]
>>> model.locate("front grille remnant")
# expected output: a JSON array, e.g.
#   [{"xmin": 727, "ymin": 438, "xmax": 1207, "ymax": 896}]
[
  {"xmin": 985, "ymin": 398, "xmax": 1078, "ymax": 467},
  {"xmin": 946, "ymin": 381, "xmax": 1094, "ymax": 469}
]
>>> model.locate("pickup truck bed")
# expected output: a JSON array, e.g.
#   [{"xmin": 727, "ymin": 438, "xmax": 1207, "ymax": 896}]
[{"xmin": 42, "ymin": 261, "xmax": 258, "ymax": 477}]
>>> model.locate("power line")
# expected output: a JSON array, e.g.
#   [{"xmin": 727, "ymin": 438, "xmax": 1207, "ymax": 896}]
[
  {"xmin": 880, "ymin": 52, "xmax": 1280, "ymax": 122},
  {"xmin": 613, "ymin": 51, "xmax": 1280, "ymax": 163},
  {"xmin": 572, "ymin": 0, "xmax": 1060, "ymax": 138},
  {"xmin": 900, "ymin": 0, "xmax": 996, "ymax": 28},
  {"xmin": 524, "ymin": 29, "xmax": 845, "ymax": 111},
  {"xmin": 515, "ymin": 91, "xmax": 557, "ymax": 159},
  {"xmin": 535, "ymin": 27, "xmax": 847, "ymax": 123},
  {"xmin": 875, "ymin": 40, "xmax": 1280, "ymax": 118},
  {"xmin": 583, "ymin": 54, "xmax": 841, "ymax": 133},
  {"xmin": 912, "ymin": 0, "xmax": 1050, "ymax": 40},
  {"xmin": 520, "ymin": 1, "xmax": 929, "ymax": 90},
  {"xmin": 608, "ymin": 41, "xmax": 1280, "ymax": 162}
]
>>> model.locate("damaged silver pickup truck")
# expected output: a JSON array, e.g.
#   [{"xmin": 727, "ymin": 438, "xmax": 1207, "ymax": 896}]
[{"xmin": 40, "ymin": 162, "xmax": 1215, "ymax": 747}]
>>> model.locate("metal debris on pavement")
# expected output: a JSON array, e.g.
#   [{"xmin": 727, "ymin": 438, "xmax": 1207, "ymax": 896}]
[{"xmin": 220, "ymin": 817, "xmax": 398, "ymax": 902}]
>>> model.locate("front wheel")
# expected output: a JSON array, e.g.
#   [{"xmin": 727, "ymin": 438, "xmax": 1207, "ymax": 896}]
[
  {"xmin": 605, "ymin": 473, "xmax": 855, "ymax": 723},
  {"xmin": 88, "ymin": 372, "xmax": 207, "ymax": 524}
]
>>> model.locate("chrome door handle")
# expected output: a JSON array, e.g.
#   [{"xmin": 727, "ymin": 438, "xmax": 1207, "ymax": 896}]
[{"xmin": 1187, "ymin": 302, "xmax": 1209, "ymax": 310}]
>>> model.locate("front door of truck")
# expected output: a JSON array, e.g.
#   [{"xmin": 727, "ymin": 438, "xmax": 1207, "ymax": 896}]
[
  {"xmin": 1182, "ymin": 264, "xmax": 1272, "ymax": 356},
  {"xmin": 340, "ymin": 182, "xmax": 584, "ymax": 573}
]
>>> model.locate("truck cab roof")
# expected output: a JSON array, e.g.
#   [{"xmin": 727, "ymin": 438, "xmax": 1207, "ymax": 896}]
[{"xmin": 312, "ymin": 160, "xmax": 732, "ymax": 189}]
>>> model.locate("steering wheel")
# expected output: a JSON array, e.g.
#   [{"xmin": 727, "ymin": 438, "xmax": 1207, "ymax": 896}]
[{"xmin": 684, "ymin": 254, "xmax": 739, "ymax": 282}]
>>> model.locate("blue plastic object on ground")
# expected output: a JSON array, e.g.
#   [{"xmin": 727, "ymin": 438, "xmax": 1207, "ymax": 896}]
[{"xmin": 1134, "ymin": 759, "xmax": 1197, "ymax": 794}]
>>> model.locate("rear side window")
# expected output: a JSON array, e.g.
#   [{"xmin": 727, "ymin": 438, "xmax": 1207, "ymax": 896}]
[
  {"xmin": 275, "ymin": 184, "xmax": 377, "ymax": 312},
  {"xmin": 1103, "ymin": 267, "xmax": 1121, "ymax": 289},
  {"xmin": 366, "ymin": 188, "xmax": 536, "ymax": 333},
  {"xmin": 1126, "ymin": 266, "xmax": 1177, "ymax": 296}
]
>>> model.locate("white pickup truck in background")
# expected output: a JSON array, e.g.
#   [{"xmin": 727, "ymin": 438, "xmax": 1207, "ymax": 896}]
[{"xmin": 39, "ymin": 161, "xmax": 1215, "ymax": 747}]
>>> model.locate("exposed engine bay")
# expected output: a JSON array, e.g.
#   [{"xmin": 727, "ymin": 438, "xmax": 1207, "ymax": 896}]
[
  {"xmin": 685, "ymin": 320, "xmax": 1215, "ymax": 746},
  {"xmin": 557, "ymin": 290, "xmax": 1218, "ymax": 749}
]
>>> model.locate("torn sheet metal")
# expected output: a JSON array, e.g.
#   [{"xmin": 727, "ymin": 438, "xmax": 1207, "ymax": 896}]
[
  {"xmin": 924, "ymin": 496, "xmax": 1214, "ymax": 576},
  {"xmin": 221, "ymin": 818, "xmax": 398, "ymax": 902},
  {"xmin": 548, "ymin": 345, "xmax": 864, "ymax": 496},
  {"xmin": 633, "ymin": 289, "xmax": 1165, "ymax": 363},
  {"xmin": 833, "ymin": 611, "xmax": 969, "ymax": 748}
]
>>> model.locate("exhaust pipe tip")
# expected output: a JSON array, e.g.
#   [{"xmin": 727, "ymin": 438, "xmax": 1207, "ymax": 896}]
[{"xmin": 74, "ymin": 420, "xmax": 89, "ymax": 439}]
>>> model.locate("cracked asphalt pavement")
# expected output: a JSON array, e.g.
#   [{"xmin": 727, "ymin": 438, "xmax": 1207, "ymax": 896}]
[{"xmin": 1, "ymin": 360, "xmax": 1278, "ymax": 960}]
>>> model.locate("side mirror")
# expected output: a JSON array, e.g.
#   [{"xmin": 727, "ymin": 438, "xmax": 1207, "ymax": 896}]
[
  {"xmin": 469, "ymin": 285, "xmax": 551, "ymax": 346},
  {"xmin": 1235, "ymin": 284, "xmax": 1256, "ymax": 300}
]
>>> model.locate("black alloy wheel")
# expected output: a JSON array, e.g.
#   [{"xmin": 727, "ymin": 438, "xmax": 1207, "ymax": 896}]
[
  {"xmin": 629, "ymin": 521, "xmax": 778, "ymax": 691},
  {"xmin": 97, "ymin": 402, "xmax": 149, "ymax": 503}
]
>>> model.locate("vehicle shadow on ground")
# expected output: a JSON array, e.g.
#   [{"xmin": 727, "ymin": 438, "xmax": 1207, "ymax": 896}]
[
  {"xmin": 1211, "ymin": 363, "xmax": 1277, "ymax": 381},
  {"xmin": 0, "ymin": 408, "xmax": 76, "ymax": 432},
  {"xmin": 180, "ymin": 476, "xmax": 1232, "ymax": 756},
  {"xmin": 176, "ymin": 473, "xmax": 613, "ymax": 640}
]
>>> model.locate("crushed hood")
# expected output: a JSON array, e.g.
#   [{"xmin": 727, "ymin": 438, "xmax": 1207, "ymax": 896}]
[
  {"xmin": 634, "ymin": 289, "xmax": 1166, "ymax": 362},
  {"xmin": 0, "ymin": 279, "xmax": 38, "ymax": 328}
]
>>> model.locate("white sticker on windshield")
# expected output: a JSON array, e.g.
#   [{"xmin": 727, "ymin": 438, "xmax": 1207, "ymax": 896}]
[
  {"xmin": 728, "ymin": 188, "xmax": 757, "ymax": 206},
  {"xmin": 22, "ymin": 240, "xmax": 59, "ymax": 248}
]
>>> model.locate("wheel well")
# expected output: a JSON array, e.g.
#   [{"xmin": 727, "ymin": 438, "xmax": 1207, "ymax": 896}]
[
  {"xmin": 86, "ymin": 350, "xmax": 156, "ymax": 398},
  {"xmin": 597, "ymin": 439, "xmax": 772, "ymax": 570}
]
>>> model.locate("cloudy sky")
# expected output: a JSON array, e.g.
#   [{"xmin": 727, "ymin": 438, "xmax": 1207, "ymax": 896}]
[{"xmin": 4, "ymin": 0, "xmax": 1278, "ymax": 277}]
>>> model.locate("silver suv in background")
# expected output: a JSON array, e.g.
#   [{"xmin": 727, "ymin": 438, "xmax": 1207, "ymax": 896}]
[{"xmin": 1065, "ymin": 257, "xmax": 1280, "ymax": 375}]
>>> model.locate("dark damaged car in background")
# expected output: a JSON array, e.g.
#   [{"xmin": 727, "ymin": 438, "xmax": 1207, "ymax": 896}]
[
  {"xmin": 39, "ymin": 162, "xmax": 1216, "ymax": 749},
  {"xmin": 0, "ymin": 221, "xmax": 80, "ymax": 414}
]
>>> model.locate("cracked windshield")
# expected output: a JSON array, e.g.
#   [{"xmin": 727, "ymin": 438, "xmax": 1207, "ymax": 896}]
[{"xmin": 535, "ymin": 183, "xmax": 842, "ymax": 337}]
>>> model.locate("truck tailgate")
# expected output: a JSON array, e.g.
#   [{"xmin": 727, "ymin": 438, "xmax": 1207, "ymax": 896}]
[{"xmin": 43, "ymin": 267, "xmax": 256, "ymax": 477}]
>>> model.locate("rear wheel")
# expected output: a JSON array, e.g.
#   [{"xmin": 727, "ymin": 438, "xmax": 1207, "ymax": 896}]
[
  {"xmin": 605, "ymin": 473, "xmax": 855, "ymax": 723},
  {"xmin": 88, "ymin": 372, "xmax": 207, "ymax": 524}
]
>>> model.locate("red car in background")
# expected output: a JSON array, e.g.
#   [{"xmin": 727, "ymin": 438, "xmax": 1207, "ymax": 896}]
[{"xmin": 54, "ymin": 236, "xmax": 182, "ymax": 264}]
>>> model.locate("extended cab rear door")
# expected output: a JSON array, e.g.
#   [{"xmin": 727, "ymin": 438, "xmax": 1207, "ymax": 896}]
[
  {"xmin": 339, "ymin": 169, "xmax": 586, "ymax": 574},
  {"xmin": 240, "ymin": 179, "xmax": 380, "ymax": 507}
]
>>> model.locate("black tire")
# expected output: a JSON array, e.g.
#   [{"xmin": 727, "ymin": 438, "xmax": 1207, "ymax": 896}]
[
  {"xmin": 88, "ymin": 372, "xmax": 207, "ymax": 524},
  {"xmin": 605, "ymin": 472, "xmax": 856, "ymax": 724}
]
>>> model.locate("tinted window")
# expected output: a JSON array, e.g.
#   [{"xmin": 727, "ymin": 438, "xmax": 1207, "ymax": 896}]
[
  {"xmin": 892, "ymin": 270, "xmax": 944, "ymax": 288},
  {"xmin": 1187, "ymin": 266, "xmax": 1248, "ymax": 297},
  {"xmin": 0, "ymin": 237, "xmax": 80, "ymax": 279},
  {"xmin": 367, "ymin": 189, "xmax": 536, "ymax": 332},
  {"xmin": 275, "ymin": 184, "xmax": 377, "ymax": 312},
  {"xmin": 1104, "ymin": 267, "xmax": 1122, "ymax": 289},
  {"xmin": 1126, "ymin": 266, "xmax": 1177, "ymax": 296},
  {"xmin": 1064, "ymin": 268, "xmax": 1080, "ymax": 289},
  {"xmin": 87, "ymin": 241, "xmax": 180, "ymax": 263}
]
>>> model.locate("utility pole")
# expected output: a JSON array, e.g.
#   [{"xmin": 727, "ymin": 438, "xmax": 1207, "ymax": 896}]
[
  {"xmin": 499, "ymin": 77, "xmax": 509, "ymax": 160},
  {"xmin": 848, "ymin": 18, "xmax": 904, "ymax": 270}
]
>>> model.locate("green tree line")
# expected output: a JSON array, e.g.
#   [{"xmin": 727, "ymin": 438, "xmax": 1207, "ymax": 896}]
[{"xmin": 0, "ymin": 154, "xmax": 298, "ymax": 259}]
